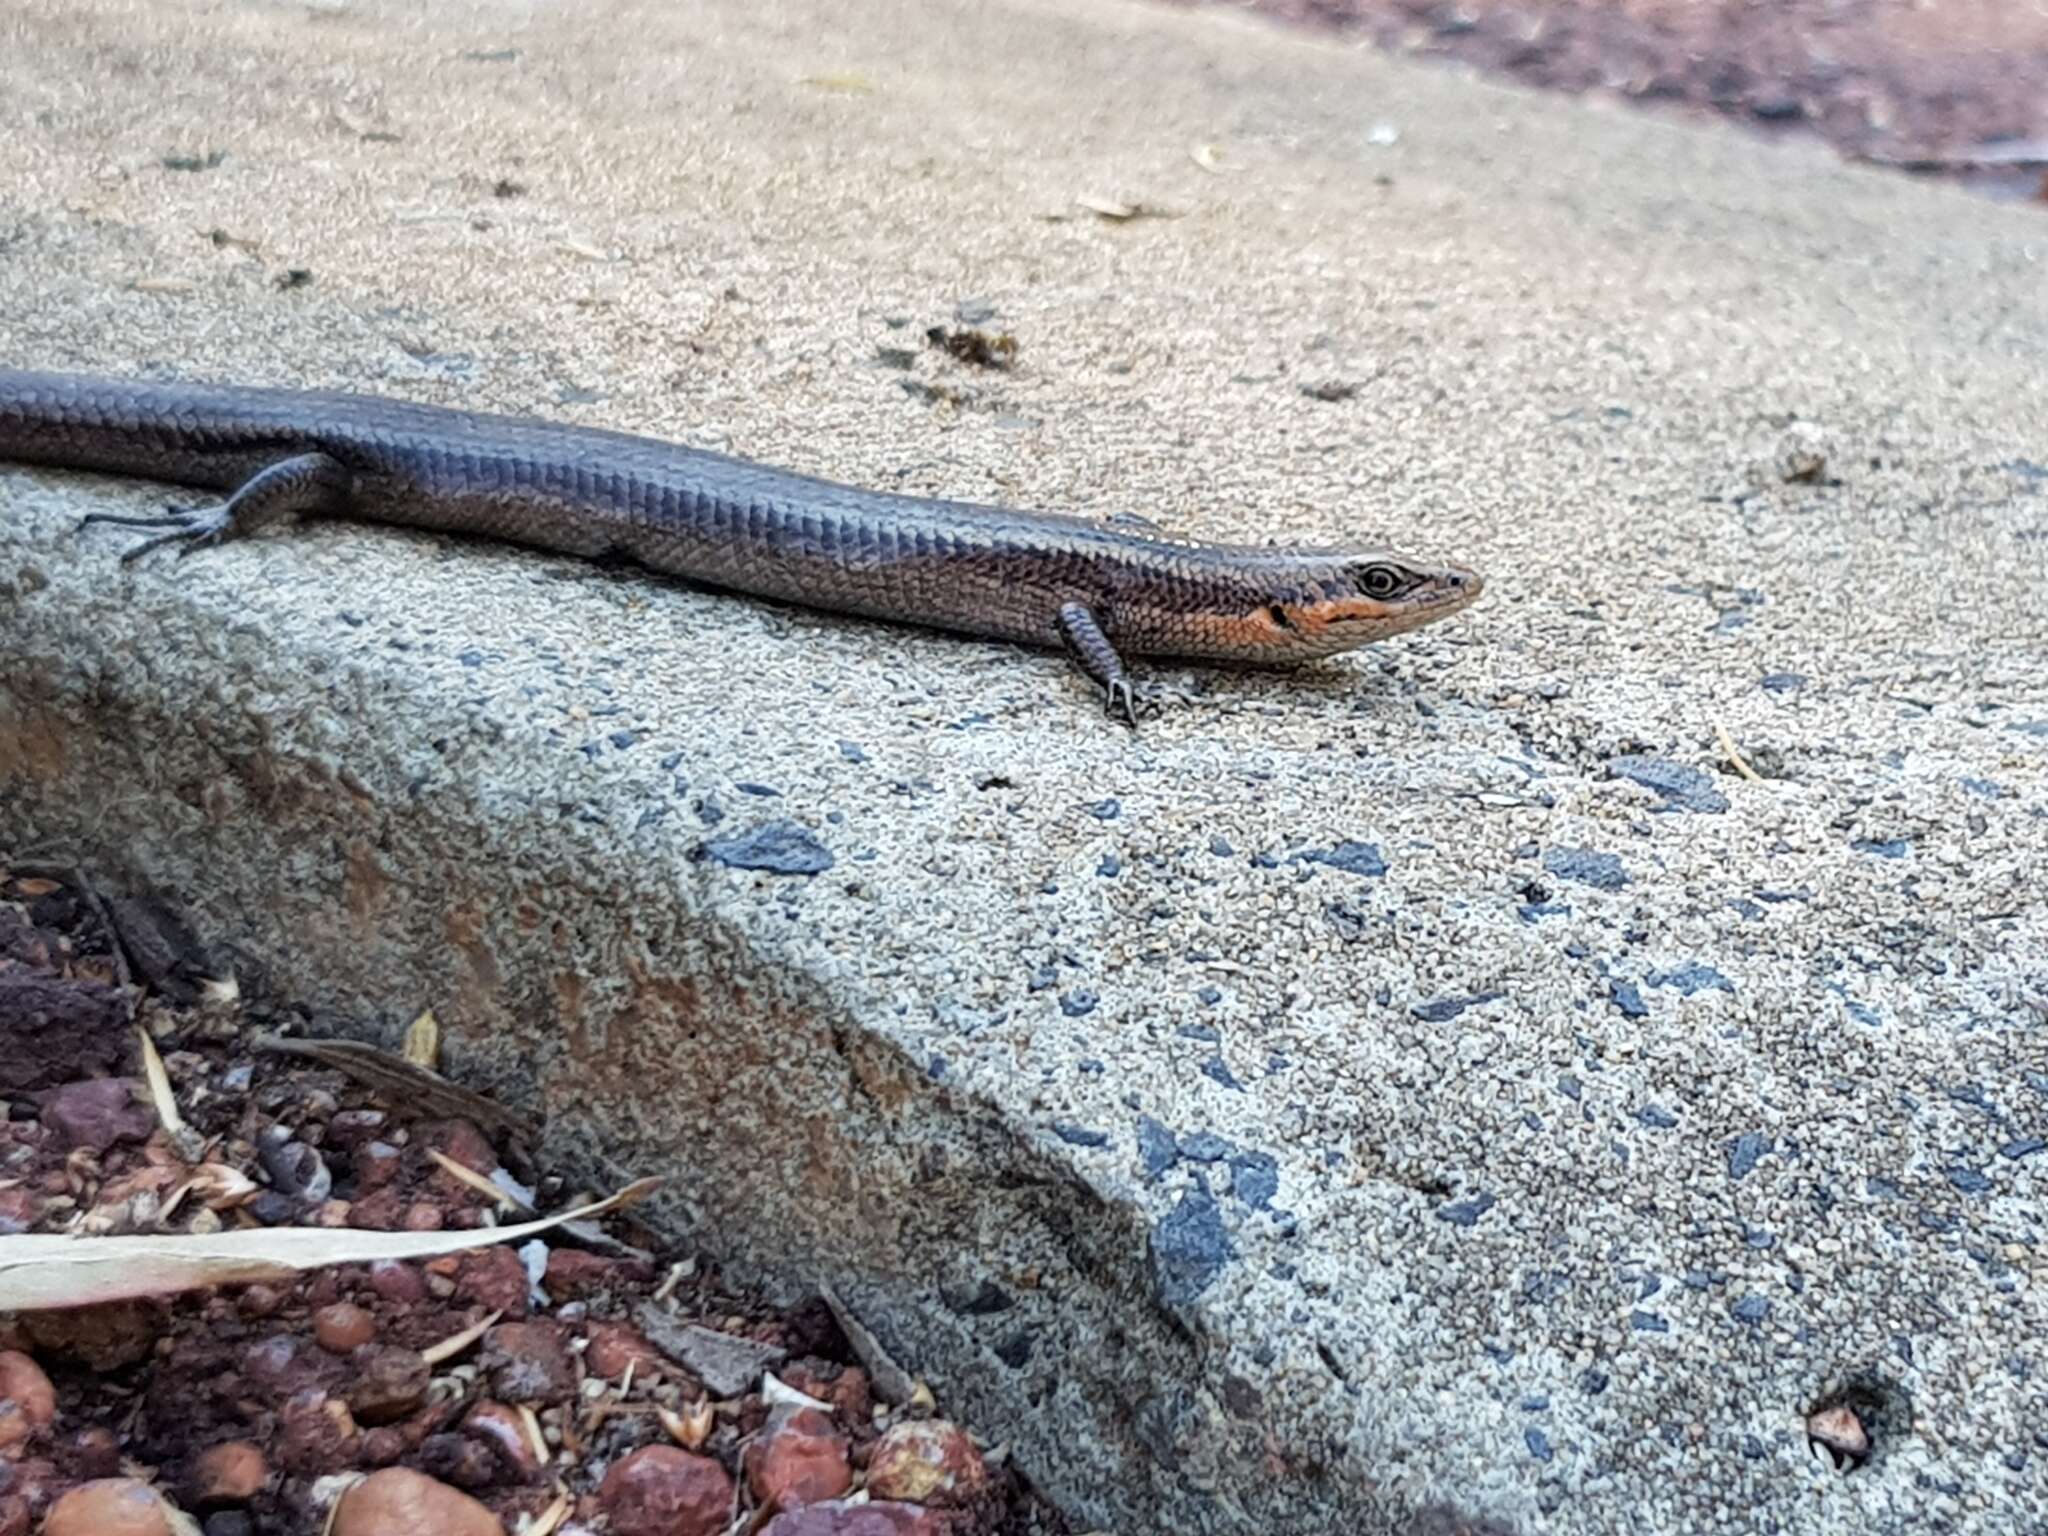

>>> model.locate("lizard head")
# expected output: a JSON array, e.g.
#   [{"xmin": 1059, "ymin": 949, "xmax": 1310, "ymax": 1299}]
[{"xmin": 1243, "ymin": 552, "xmax": 1485, "ymax": 659}]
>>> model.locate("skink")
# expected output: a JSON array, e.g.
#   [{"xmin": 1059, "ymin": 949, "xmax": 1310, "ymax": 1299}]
[{"xmin": 0, "ymin": 369, "xmax": 1483, "ymax": 720}]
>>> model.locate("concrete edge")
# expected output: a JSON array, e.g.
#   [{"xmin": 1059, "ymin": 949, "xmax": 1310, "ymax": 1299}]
[{"xmin": 0, "ymin": 475, "xmax": 1480, "ymax": 1535}]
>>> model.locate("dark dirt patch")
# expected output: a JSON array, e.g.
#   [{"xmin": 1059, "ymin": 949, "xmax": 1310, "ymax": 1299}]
[{"xmin": 1181, "ymin": 0, "xmax": 2048, "ymax": 202}]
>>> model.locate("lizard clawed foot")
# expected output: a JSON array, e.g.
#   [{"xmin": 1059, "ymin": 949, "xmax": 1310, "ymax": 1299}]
[
  {"xmin": 1105, "ymin": 677, "xmax": 1142, "ymax": 729},
  {"xmin": 79, "ymin": 504, "xmax": 236, "ymax": 563},
  {"xmin": 76, "ymin": 504, "xmax": 201, "ymax": 530}
]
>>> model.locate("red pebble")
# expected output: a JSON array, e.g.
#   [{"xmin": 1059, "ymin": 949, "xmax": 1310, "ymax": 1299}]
[
  {"xmin": 583, "ymin": 1322, "xmax": 666, "ymax": 1381},
  {"xmin": 355, "ymin": 1141, "xmax": 404, "ymax": 1192},
  {"xmin": 761, "ymin": 1501, "xmax": 946, "ymax": 1536},
  {"xmin": 0, "ymin": 1353, "xmax": 55, "ymax": 1450},
  {"xmin": 190, "ymin": 1440, "xmax": 268, "ymax": 1505},
  {"xmin": 598, "ymin": 1445, "xmax": 733, "ymax": 1536},
  {"xmin": 448, "ymin": 1246, "xmax": 529, "ymax": 1317},
  {"xmin": 417, "ymin": 1119, "xmax": 499, "ymax": 1197},
  {"xmin": 745, "ymin": 1405, "xmax": 852, "ymax": 1512},
  {"xmin": 464, "ymin": 1400, "xmax": 544, "ymax": 1481},
  {"xmin": 39, "ymin": 1079, "xmax": 153, "ymax": 1152},
  {"xmin": 544, "ymin": 1248, "xmax": 649, "ymax": 1300},
  {"xmin": 313, "ymin": 1302, "xmax": 377, "ymax": 1354},
  {"xmin": 482, "ymin": 1321, "xmax": 575, "ymax": 1402},
  {"xmin": 0, "ymin": 1188, "xmax": 42, "ymax": 1235},
  {"xmin": 367, "ymin": 1260, "xmax": 426, "ymax": 1306}
]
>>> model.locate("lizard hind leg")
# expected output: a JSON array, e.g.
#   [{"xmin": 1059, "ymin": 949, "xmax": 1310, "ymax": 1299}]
[{"xmin": 77, "ymin": 451, "xmax": 352, "ymax": 563}]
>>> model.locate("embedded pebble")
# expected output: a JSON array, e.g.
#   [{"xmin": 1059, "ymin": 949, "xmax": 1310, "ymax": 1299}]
[
  {"xmin": 333, "ymin": 1468, "xmax": 504, "ymax": 1536},
  {"xmin": 0, "ymin": 1352, "xmax": 54, "ymax": 1449},
  {"xmin": 699, "ymin": 823, "xmax": 834, "ymax": 875},
  {"xmin": 39, "ymin": 1078, "xmax": 154, "ymax": 1151},
  {"xmin": 312, "ymin": 1303, "xmax": 377, "ymax": 1355},
  {"xmin": 40, "ymin": 1479, "xmax": 183, "ymax": 1536},
  {"xmin": 761, "ymin": 1502, "xmax": 946, "ymax": 1536},
  {"xmin": 745, "ymin": 1404, "xmax": 853, "ymax": 1510},
  {"xmin": 865, "ymin": 1418, "xmax": 988, "ymax": 1507},
  {"xmin": 482, "ymin": 1321, "xmax": 577, "ymax": 1402},
  {"xmin": 598, "ymin": 1445, "xmax": 734, "ymax": 1536},
  {"xmin": 189, "ymin": 1440, "xmax": 268, "ymax": 1505}
]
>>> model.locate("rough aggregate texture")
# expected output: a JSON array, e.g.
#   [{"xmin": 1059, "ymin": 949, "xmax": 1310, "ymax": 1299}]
[{"xmin": 0, "ymin": 0, "xmax": 2044, "ymax": 1533}]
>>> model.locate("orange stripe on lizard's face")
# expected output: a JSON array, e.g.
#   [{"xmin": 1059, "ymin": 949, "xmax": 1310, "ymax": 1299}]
[
  {"xmin": 1234, "ymin": 563, "xmax": 1485, "ymax": 662},
  {"xmin": 1159, "ymin": 564, "xmax": 1482, "ymax": 663}
]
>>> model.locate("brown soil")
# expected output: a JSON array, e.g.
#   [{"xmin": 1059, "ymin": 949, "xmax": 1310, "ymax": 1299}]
[{"xmin": 1186, "ymin": 0, "xmax": 2048, "ymax": 201}]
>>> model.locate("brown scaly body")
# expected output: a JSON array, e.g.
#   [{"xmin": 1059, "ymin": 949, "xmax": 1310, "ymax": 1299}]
[{"xmin": 0, "ymin": 368, "xmax": 1483, "ymax": 719}]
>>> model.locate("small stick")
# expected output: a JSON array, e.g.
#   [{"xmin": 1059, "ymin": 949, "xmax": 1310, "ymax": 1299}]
[{"xmin": 1711, "ymin": 712, "xmax": 1766, "ymax": 784}]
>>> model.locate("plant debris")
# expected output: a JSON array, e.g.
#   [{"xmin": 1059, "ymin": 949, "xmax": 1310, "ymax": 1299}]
[
  {"xmin": 1070, "ymin": 193, "xmax": 1179, "ymax": 221},
  {"xmin": 797, "ymin": 72, "xmax": 876, "ymax": 94},
  {"xmin": 1780, "ymin": 449, "xmax": 1828, "ymax": 484},
  {"xmin": 925, "ymin": 326, "xmax": 1018, "ymax": 371},
  {"xmin": 0, "ymin": 860, "xmax": 1071, "ymax": 1536},
  {"xmin": 1806, "ymin": 1402, "xmax": 1871, "ymax": 1470},
  {"xmin": 254, "ymin": 1035, "xmax": 531, "ymax": 1136}
]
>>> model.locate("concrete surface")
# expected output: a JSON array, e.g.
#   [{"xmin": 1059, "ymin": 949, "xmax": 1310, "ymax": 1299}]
[{"xmin": 2, "ymin": 0, "xmax": 2045, "ymax": 1531}]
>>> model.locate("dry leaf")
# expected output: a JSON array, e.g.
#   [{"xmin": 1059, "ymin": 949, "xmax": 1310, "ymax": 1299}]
[
  {"xmin": 517, "ymin": 1403, "xmax": 549, "ymax": 1466},
  {"xmin": 174, "ymin": 1163, "xmax": 260, "ymax": 1213},
  {"xmin": 525, "ymin": 1490, "xmax": 572, "ymax": 1536},
  {"xmin": 1711, "ymin": 712, "xmax": 1766, "ymax": 784},
  {"xmin": 798, "ymin": 73, "xmax": 875, "ymax": 94},
  {"xmin": 421, "ymin": 1308, "xmax": 502, "ymax": 1366},
  {"xmin": 426, "ymin": 1149, "xmax": 522, "ymax": 1211},
  {"xmin": 1073, "ymin": 194, "xmax": 1178, "ymax": 222},
  {"xmin": 0, "ymin": 1178, "xmax": 659, "ymax": 1310},
  {"xmin": 136, "ymin": 1026, "xmax": 187, "ymax": 1137},
  {"xmin": 660, "ymin": 1398, "xmax": 713, "ymax": 1450},
  {"xmin": 761, "ymin": 1373, "xmax": 832, "ymax": 1412},
  {"xmin": 403, "ymin": 1009, "xmax": 440, "ymax": 1069},
  {"xmin": 314, "ymin": 1474, "xmax": 360, "ymax": 1536},
  {"xmin": 1075, "ymin": 194, "xmax": 1137, "ymax": 220},
  {"xmin": 254, "ymin": 1035, "xmax": 530, "ymax": 1134}
]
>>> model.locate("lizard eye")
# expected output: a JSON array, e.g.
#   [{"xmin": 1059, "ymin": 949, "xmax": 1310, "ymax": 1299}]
[{"xmin": 1360, "ymin": 564, "xmax": 1403, "ymax": 599}]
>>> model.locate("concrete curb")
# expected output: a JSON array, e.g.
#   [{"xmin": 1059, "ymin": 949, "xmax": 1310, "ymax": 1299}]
[{"xmin": 4, "ymin": 0, "xmax": 2046, "ymax": 1531}]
